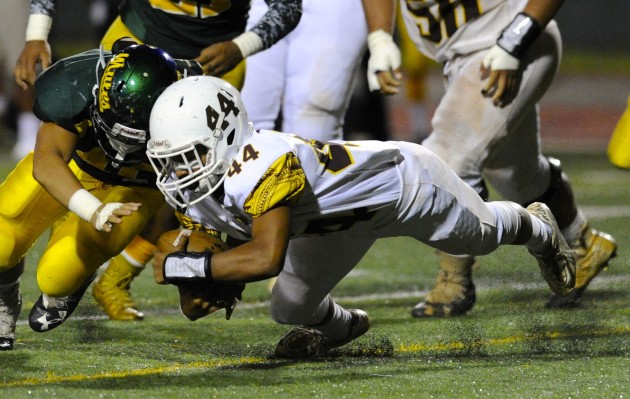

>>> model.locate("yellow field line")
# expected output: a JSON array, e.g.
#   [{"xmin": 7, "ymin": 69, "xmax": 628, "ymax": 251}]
[
  {"xmin": 0, "ymin": 357, "xmax": 267, "ymax": 388},
  {"xmin": 3, "ymin": 325, "xmax": 629, "ymax": 388},
  {"xmin": 398, "ymin": 324, "xmax": 630, "ymax": 352}
]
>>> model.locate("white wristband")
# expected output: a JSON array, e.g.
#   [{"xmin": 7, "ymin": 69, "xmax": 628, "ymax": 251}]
[
  {"xmin": 26, "ymin": 14, "xmax": 53, "ymax": 41},
  {"xmin": 232, "ymin": 31, "xmax": 263, "ymax": 58},
  {"xmin": 68, "ymin": 189, "xmax": 102, "ymax": 224},
  {"xmin": 164, "ymin": 253, "xmax": 209, "ymax": 280}
]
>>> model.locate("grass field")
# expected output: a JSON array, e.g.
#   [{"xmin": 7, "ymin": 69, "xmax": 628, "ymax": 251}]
[{"xmin": 1, "ymin": 150, "xmax": 629, "ymax": 398}]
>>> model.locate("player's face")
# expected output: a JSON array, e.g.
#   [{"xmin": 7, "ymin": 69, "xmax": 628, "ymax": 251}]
[{"xmin": 174, "ymin": 152, "xmax": 208, "ymax": 178}]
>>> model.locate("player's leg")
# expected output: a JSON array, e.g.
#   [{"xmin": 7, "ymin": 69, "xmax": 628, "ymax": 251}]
[
  {"xmin": 489, "ymin": 151, "xmax": 617, "ymax": 308},
  {"xmin": 29, "ymin": 185, "xmax": 164, "ymax": 332},
  {"xmin": 417, "ymin": 22, "xmax": 563, "ymax": 317},
  {"xmin": 521, "ymin": 158, "xmax": 616, "ymax": 307},
  {"xmin": 483, "ymin": 22, "xmax": 616, "ymax": 308},
  {"xmin": 0, "ymin": 153, "xmax": 68, "ymax": 349},
  {"xmin": 271, "ymin": 235, "xmax": 375, "ymax": 358},
  {"xmin": 415, "ymin": 50, "xmax": 496, "ymax": 317},
  {"xmin": 240, "ymin": 0, "xmax": 287, "ymax": 130},
  {"xmin": 93, "ymin": 203, "xmax": 178, "ymax": 320},
  {"xmin": 393, "ymin": 143, "xmax": 575, "ymax": 297},
  {"xmin": 281, "ymin": 0, "xmax": 367, "ymax": 141}
]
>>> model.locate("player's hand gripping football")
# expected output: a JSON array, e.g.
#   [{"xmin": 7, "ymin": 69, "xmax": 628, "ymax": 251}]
[{"xmin": 154, "ymin": 229, "xmax": 245, "ymax": 321}]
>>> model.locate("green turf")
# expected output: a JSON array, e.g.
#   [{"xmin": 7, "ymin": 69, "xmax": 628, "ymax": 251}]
[{"xmin": 1, "ymin": 151, "xmax": 629, "ymax": 398}]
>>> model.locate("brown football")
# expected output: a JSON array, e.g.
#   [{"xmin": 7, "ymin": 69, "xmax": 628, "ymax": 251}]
[
  {"xmin": 156, "ymin": 229, "xmax": 240, "ymax": 321},
  {"xmin": 156, "ymin": 229, "xmax": 230, "ymax": 254}
]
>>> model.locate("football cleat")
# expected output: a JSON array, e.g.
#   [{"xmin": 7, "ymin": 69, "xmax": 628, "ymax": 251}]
[
  {"xmin": 0, "ymin": 282, "xmax": 22, "ymax": 351},
  {"xmin": 526, "ymin": 203, "xmax": 576, "ymax": 296},
  {"xmin": 29, "ymin": 273, "xmax": 96, "ymax": 332},
  {"xmin": 275, "ymin": 309, "xmax": 370, "ymax": 359},
  {"xmin": 411, "ymin": 255, "xmax": 476, "ymax": 318},
  {"xmin": 546, "ymin": 227, "xmax": 617, "ymax": 308},
  {"xmin": 93, "ymin": 258, "xmax": 144, "ymax": 321},
  {"xmin": 0, "ymin": 337, "xmax": 14, "ymax": 351}
]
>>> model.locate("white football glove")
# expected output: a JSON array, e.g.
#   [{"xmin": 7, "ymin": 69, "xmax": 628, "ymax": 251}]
[
  {"xmin": 366, "ymin": 30, "xmax": 401, "ymax": 92},
  {"xmin": 482, "ymin": 44, "xmax": 520, "ymax": 71}
]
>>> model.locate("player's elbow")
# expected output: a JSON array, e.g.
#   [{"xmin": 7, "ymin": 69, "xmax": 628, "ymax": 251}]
[{"xmin": 257, "ymin": 252, "xmax": 286, "ymax": 279}]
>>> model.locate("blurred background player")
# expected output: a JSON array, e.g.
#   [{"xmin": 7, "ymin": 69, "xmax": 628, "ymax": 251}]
[
  {"xmin": 242, "ymin": 0, "xmax": 370, "ymax": 142},
  {"xmin": 0, "ymin": 44, "xmax": 187, "ymax": 350},
  {"xmin": 13, "ymin": 0, "xmax": 302, "ymax": 322},
  {"xmin": 607, "ymin": 94, "xmax": 630, "ymax": 169},
  {"xmin": 367, "ymin": 0, "xmax": 616, "ymax": 315}
]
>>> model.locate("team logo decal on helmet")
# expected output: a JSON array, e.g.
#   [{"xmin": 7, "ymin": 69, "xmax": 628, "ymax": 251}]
[{"xmin": 91, "ymin": 44, "xmax": 179, "ymax": 168}]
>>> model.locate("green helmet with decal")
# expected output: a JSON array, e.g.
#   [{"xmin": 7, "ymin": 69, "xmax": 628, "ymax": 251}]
[{"xmin": 91, "ymin": 44, "xmax": 179, "ymax": 167}]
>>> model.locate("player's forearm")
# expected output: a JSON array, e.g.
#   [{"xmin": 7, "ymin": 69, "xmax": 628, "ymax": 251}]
[
  {"xmin": 32, "ymin": 153, "xmax": 84, "ymax": 209},
  {"xmin": 362, "ymin": 0, "xmax": 396, "ymax": 34},
  {"xmin": 249, "ymin": 0, "xmax": 302, "ymax": 52},
  {"xmin": 32, "ymin": 123, "xmax": 84, "ymax": 208},
  {"xmin": 211, "ymin": 207, "xmax": 292, "ymax": 283},
  {"xmin": 210, "ymin": 242, "xmax": 286, "ymax": 283}
]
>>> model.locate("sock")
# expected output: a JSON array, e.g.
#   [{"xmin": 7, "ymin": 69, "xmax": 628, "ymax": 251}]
[
  {"xmin": 560, "ymin": 209, "xmax": 586, "ymax": 245},
  {"xmin": 311, "ymin": 298, "xmax": 352, "ymax": 341},
  {"xmin": 121, "ymin": 236, "xmax": 157, "ymax": 268}
]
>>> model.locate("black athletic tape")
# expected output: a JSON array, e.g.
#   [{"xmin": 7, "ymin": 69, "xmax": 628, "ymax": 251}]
[{"xmin": 497, "ymin": 13, "xmax": 542, "ymax": 59}]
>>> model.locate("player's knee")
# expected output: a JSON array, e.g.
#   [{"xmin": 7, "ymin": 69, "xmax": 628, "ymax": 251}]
[
  {"xmin": 37, "ymin": 269, "xmax": 91, "ymax": 297},
  {"xmin": 270, "ymin": 285, "xmax": 314, "ymax": 325}
]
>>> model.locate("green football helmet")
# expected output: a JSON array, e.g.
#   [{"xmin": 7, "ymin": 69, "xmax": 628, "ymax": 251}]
[{"xmin": 91, "ymin": 44, "xmax": 179, "ymax": 167}]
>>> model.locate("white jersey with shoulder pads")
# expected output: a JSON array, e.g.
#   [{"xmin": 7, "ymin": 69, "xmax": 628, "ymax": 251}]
[
  {"xmin": 182, "ymin": 129, "xmax": 403, "ymax": 239},
  {"xmin": 400, "ymin": 0, "xmax": 528, "ymax": 62}
]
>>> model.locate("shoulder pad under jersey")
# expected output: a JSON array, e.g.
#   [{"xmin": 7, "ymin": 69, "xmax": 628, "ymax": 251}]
[{"xmin": 33, "ymin": 49, "xmax": 112, "ymax": 132}]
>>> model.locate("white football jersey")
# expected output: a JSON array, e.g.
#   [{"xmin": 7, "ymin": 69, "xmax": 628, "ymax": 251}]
[
  {"xmin": 182, "ymin": 130, "xmax": 403, "ymax": 240},
  {"xmin": 399, "ymin": 0, "xmax": 527, "ymax": 62}
]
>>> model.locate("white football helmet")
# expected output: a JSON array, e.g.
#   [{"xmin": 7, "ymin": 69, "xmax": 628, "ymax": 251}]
[{"xmin": 146, "ymin": 76, "xmax": 253, "ymax": 208}]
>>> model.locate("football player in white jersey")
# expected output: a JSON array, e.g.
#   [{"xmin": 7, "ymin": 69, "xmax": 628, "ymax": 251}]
[
  {"xmin": 366, "ymin": 0, "xmax": 617, "ymax": 316},
  {"xmin": 146, "ymin": 76, "xmax": 575, "ymax": 359}
]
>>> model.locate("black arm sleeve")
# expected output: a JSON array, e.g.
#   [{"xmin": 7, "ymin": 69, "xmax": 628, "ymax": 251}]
[
  {"xmin": 31, "ymin": 0, "xmax": 56, "ymax": 16},
  {"xmin": 252, "ymin": 0, "xmax": 302, "ymax": 50}
]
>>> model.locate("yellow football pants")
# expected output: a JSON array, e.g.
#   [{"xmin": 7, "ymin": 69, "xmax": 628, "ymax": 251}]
[
  {"xmin": 0, "ymin": 153, "xmax": 164, "ymax": 297},
  {"xmin": 607, "ymin": 95, "xmax": 630, "ymax": 169},
  {"xmin": 100, "ymin": 16, "xmax": 246, "ymax": 90}
]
